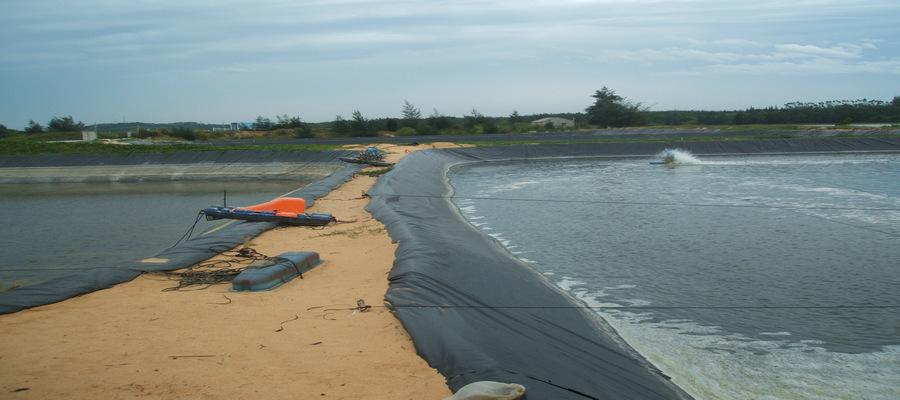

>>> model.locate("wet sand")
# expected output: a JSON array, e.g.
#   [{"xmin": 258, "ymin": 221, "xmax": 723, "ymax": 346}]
[{"xmin": 0, "ymin": 143, "xmax": 463, "ymax": 399}]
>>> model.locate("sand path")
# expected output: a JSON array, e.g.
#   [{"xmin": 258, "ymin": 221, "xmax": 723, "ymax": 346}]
[{"xmin": 0, "ymin": 143, "xmax": 461, "ymax": 399}]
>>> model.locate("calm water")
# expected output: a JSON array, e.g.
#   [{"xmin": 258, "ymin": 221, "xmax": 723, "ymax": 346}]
[
  {"xmin": 451, "ymin": 153, "xmax": 900, "ymax": 400},
  {"xmin": 0, "ymin": 180, "xmax": 312, "ymax": 289}
]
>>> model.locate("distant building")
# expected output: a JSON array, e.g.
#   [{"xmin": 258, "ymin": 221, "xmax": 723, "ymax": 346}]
[
  {"xmin": 81, "ymin": 130, "xmax": 97, "ymax": 141},
  {"xmin": 531, "ymin": 117, "xmax": 574, "ymax": 128},
  {"xmin": 230, "ymin": 122, "xmax": 254, "ymax": 131}
]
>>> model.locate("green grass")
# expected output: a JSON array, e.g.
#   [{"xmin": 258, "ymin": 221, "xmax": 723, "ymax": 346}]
[
  {"xmin": 3, "ymin": 126, "xmax": 897, "ymax": 155},
  {"xmin": 458, "ymin": 133, "xmax": 900, "ymax": 148},
  {"xmin": 632, "ymin": 124, "xmax": 805, "ymax": 131},
  {"xmin": 830, "ymin": 131, "xmax": 900, "ymax": 138},
  {"xmin": 356, "ymin": 167, "xmax": 393, "ymax": 177}
]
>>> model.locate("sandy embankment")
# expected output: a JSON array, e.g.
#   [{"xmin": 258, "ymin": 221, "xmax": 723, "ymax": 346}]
[{"xmin": 0, "ymin": 143, "xmax": 462, "ymax": 399}]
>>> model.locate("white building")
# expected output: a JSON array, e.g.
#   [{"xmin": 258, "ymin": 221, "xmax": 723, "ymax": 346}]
[{"xmin": 531, "ymin": 117, "xmax": 575, "ymax": 128}]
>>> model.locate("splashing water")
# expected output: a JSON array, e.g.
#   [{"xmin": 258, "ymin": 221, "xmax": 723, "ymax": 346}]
[{"xmin": 656, "ymin": 148, "xmax": 702, "ymax": 165}]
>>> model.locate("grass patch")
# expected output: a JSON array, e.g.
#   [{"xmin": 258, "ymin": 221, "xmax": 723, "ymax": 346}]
[
  {"xmin": 636, "ymin": 124, "xmax": 805, "ymax": 131},
  {"xmin": 459, "ymin": 133, "xmax": 900, "ymax": 148},
  {"xmin": 356, "ymin": 166, "xmax": 393, "ymax": 177},
  {"xmin": 313, "ymin": 225, "xmax": 382, "ymax": 239}
]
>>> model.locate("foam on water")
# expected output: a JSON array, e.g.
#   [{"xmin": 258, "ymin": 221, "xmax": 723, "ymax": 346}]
[
  {"xmin": 702, "ymin": 156, "xmax": 897, "ymax": 166},
  {"xmin": 486, "ymin": 180, "xmax": 541, "ymax": 193},
  {"xmin": 567, "ymin": 284, "xmax": 900, "ymax": 400}
]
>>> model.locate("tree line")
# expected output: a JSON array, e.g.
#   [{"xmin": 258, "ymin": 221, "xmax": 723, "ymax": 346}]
[
  {"xmin": 645, "ymin": 97, "xmax": 900, "ymax": 126},
  {"xmin": 20, "ymin": 116, "xmax": 86, "ymax": 133},
  {"xmin": 258, "ymin": 92, "xmax": 899, "ymax": 137},
  {"xmin": 4, "ymin": 91, "xmax": 898, "ymax": 140},
  {"xmin": 245, "ymin": 101, "xmax": 540, "ymax": 138}
]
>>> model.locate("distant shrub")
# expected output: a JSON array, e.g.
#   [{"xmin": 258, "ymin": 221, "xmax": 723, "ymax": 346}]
[
  {"xmin": 25, "ymin": 120, "xmax": 44, "ymax": 133},
  {"xmin": 357, "ymin": 167, "xmax": 393, "ymax": 177},
  {"xmin": 169, "ymin": 126, "xmax": 197, "ymax": 141},
  {"xmin": 396, "ymin": 127, "xmax": 417, "ymax": 136},
  {"xmin": 385, "ymin": 118, "xmax": 399, "ymax": 132},
  {"xmin": 48, "ymin": 116, "xmax": 85, "ymax": 132},
  {"xmin": 293, "ymin": 125, "xmax": 314, "ymax": 138},
  {"xmin": 482, "ymin": 120, "xmax": 499, "ymax": 134},
  {"xmin": 134, "ymin": 129, "xmax": 161, "ymax": 139}
]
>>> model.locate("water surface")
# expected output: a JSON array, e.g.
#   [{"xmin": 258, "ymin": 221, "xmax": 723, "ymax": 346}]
[
  {"xmin": 0, "ymin": 180, "xmax": 312, "ymax": 289},
  {"xmin": 451, "ymin": 153, "xmax": 900, "ymax": 400}
]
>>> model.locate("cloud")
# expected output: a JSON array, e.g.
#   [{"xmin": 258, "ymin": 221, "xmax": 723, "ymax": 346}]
[
  {"xmin": 591, "ymin": 39, "xmax": 898, "ymax": 75},
  {"xmin": 774, "ymin": 44, "xmax": 864, "ymax": 59},
  {"xmin": 708, "ymin": 57, "xmax": 900, "ymax": 75},
  {"xmin": 1, "ymin": 0, "xmax": 899, "ymax": 123}
]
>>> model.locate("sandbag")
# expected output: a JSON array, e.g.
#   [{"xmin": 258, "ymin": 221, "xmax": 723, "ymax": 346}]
[{"xmin": 446, "ymin": 381, "xmax": 525, "ymax": 400}]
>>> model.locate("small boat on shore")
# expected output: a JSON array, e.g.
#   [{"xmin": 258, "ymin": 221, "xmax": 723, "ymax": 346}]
[
  {"xmin": 201, "ymin": 197, "xmax": 334, "ymax": 226},
  {"xmin": 339, "ymin": 157, "xmax": 394, "ymax": 167},
  {"xmin": 340, "ymin": 147, "xmax": 394, "ymax": 167}
]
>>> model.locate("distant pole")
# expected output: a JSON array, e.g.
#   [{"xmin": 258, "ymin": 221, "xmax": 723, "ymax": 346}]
[{"xmin": 223, "ymin": 190, "xmax": 227, "ymax": 207}]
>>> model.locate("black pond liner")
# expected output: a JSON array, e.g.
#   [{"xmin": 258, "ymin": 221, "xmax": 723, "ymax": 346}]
[
  {"xmin": 366, "ymin": 137, "xmax": 900, "ymax": 400},
  {"xmin": 0, "ymin": 150, "xmax": 361, "ymax": 314}
]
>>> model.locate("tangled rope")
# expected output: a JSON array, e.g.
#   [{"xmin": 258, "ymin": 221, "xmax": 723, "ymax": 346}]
[{"xmin": 160, "ymin": 247, "xmax": 273, "ymax": 291}]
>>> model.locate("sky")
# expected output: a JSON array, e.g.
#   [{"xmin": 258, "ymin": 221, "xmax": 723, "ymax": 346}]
[{"xmin": 1, "ymin": 0, "xmax": 899, "ymax": 127}]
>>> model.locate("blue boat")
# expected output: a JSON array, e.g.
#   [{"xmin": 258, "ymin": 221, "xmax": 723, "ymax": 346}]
[{"xmin": 201, "ymin": 206, "xmax": 334, "ymax": 226}]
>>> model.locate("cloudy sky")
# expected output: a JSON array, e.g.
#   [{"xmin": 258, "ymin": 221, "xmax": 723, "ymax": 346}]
[{"xmin": 1, "ymin": 0, "xmax": 899, "ymax": 127}]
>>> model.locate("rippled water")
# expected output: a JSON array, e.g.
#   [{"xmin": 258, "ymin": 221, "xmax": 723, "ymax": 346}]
[
  {"xmin": 0, "ymin": 180, "xmax": 311, "ymax": 289},
  {"xmin": 450, "ymin": 153, "xmax": 900, "ymax": 400}
]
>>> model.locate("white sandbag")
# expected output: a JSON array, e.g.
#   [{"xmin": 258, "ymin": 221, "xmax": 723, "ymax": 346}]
[{"xmin": 445, "ymin": 381, "xmax": 526, "ymax": 400}]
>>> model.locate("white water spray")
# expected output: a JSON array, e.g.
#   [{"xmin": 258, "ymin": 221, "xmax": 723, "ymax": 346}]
[{"xmin": 656, "ymin": 148, "xmax": 702, "ymax": 165}]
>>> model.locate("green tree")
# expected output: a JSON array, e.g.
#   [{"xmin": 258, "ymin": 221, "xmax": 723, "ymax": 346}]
[
  {"xmin": 509, "ymin": 110, "xmax": 521, "ymax": 123},
  {"xmin": 463, "ymin": 108, "xmax": 485, "ymax": 131},
  {"xmin": 331, "ymin": 115, "xmax": 350, "ymax": 135},
  {"xmin": 892, "ymin": 96, "xmax": 900, "ymax": 107},
  {"xmin": 482, "ymin": 118, "xmax": 499, "ymax": 134},
  {"xmin": 254, "ymin": 116, "xmax": 274, "ymax": 131},
  {"xmin": 428, "ymin": 108, "xmax": 452, "ymax": 130},
  {"xmin": 585, "ymin": 87, "xmax": 646, "ymax": 127},
  {"xmin": 401, "ymin": 100, "xmax": 421, "ymax": 127},
  {"xmin": 275, "ymin": 114, "xmax": 303, "ymax": 129},
  {"xmin": 47, "ymin": 116, "xmax": 85, "ymax": 132},
  {"xmin": 293, "ymin": 124, "xmax": 314, "ymax": 138},
  {"xmin": 385, "ymin": 118, "xmax": 399, "ymax": 131},
  {"xmin": 350, "ymin": 110, "xmax": 371, "ymax": 136},
  {"xmin": 25, "ymin": 120, "xmax": 44, "ymax": 133}
]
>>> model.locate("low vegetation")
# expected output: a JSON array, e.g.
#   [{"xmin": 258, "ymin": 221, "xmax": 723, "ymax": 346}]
[
  {"xmin": 2, "ymin": 90, "xmax": 897, "ymax": 156},
  {"xmin": 356, "ymin": 167, "xmax": 393, "ymax": 177}
]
